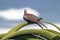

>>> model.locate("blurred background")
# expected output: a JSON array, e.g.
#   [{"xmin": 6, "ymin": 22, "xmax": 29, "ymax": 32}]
[{"xmin": 0, "ymin": 0, "xmax": 60, "ymax": 33}]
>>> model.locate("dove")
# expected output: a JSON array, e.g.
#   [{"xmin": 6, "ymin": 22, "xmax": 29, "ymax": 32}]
[{"xmin": 23, "ymin": 9, "xmax": 47, "ymax": 29}]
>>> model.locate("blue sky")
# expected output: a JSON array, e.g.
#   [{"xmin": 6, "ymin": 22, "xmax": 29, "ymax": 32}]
[
  {"xmin": 0, "ymin": 0, "xmax": 60, "ymax": 33},
  {"xmin": 0, "ymin": 0, "xmax": 60, "ymax": 22}
]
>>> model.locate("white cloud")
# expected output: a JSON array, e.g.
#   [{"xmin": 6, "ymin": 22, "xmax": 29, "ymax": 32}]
[
  {"xmin": 0, "ymin": 28, "xmax": 10, "ymax": 34},
  {"xmin": 0, "ymin": 7, "xmax": 40, "ymax": 20}
]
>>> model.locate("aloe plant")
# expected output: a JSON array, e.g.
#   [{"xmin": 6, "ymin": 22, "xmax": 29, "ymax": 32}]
[
  {"xmin": 1, "ymin": 29, "xmax": 60, "ymax": 40},
  {"xmin": 0, "ymin": 20, "xmax": 60, "ymax": 40},
  {"xmin": 44, "ymin": 29, "xmax": 60, "ymax": 36}
]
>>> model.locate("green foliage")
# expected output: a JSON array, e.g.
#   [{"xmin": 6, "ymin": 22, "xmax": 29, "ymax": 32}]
[{"xmin": 0, "ymin": 20, "xmax": 60, "ymax": 40}]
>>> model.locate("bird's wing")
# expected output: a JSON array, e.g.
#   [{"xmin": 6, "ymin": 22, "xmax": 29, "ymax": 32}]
[{"xmin": 29, "ymin": 14, "xmax": 39, "ymax": 19}]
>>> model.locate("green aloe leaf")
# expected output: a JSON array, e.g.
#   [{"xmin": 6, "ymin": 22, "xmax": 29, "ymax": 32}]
[{"xmin": 1, "ymin": 29, "xmax": 60, "ymax": 40}]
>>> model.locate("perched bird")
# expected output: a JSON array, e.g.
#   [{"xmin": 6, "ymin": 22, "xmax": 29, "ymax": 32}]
[{"xmin": 23, "ymin": 9, "xmax": 47, "ymax": 29}]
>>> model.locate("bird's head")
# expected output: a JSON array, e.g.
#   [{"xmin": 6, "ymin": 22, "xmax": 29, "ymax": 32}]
[{"xmin": 24, "ymin": 9, "xmax": 27, "ymax": 15}]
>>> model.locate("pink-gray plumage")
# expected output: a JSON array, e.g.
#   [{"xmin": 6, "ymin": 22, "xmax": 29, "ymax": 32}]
[{"xmin": 23, "ymin": 9, "xmax": 47, "ymax": 29}]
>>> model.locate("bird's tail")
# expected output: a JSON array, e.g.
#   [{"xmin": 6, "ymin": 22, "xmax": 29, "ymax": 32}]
[
  {"xmin": 36, "ymin": 21, "xmax": 47, "ymax": 29},
  {"xmin": 36, "ymin": 22, "xmax": 43, "ymax": 29}
]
